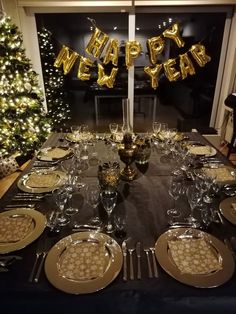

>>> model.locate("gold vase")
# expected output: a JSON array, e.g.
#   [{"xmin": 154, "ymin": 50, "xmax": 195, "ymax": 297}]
[{"xmin": 118, "ymin": 133, "xmax": 137, "ymax": 181}]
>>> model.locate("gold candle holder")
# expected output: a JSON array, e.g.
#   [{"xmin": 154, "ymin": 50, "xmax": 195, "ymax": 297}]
[{"xmin": 118, "ymin": 133, "xmax": 137, "ymax": 181}]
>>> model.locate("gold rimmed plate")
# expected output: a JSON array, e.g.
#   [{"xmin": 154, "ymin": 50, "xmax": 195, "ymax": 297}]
[
  {"xmin": 36, "ymin": 146, "xmax": 73, "ymax": 162},
  {"xmin": 17, "ymin": 169, "xmax": 67, "ymax": 193},
  {"xmin": 0, "ymin": 209, "xmax": 46, "ymax": 254},
  {"xmin": 155, "ymin": 228, "xmax": 235, "ymax": 288},
  {"xmin": 188, "ymin": 144, "xmax": 217, "ymax": 157},
  {"xmin": 45, "ymin": 232, "xmax": 123, "ymax": 294},
  {"xmin": 195, "ymin": 165, "xmax": 236, "ymax": 185},
  {"xmin": 219, "ymin": 196, "xmax": 236, "ymax": 225}
]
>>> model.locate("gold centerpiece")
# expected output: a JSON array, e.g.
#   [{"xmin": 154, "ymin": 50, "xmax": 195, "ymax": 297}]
[
  {"xmin": 134, "ymin": 135, "xmax": 151, "ymax": 164},
  {"xmin": 118, "ymin": 133, "xmax": 137, "ymax": 181},
  {"xmin": 98, "ymin": 161, "xmax": 120, "ymax": 193}
]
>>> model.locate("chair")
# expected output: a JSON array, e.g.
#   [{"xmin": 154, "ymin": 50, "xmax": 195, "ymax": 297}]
[{"xmin": 225, "ymin": 93, "xmax": 236, "ymax": 158}]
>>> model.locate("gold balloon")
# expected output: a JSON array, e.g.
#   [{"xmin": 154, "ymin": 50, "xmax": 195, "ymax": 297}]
[
  {"xmin": 97, "ymin": 63, "xmax": 118, "ymax": 88},
  {"xmin": 179, "ymin": 52, "xmax": 196, "ymax": 79},
  {"xmin": 85, "ymin": 27, "xmax": 109, "ymax": 58},
  {"xmin": 144, "ymin": 64, "xmax": 163, "ymax": 89},
  {"xmin": 103, "ymin": 39, "xmax": 119, "ymax": 66},
  {"xmin": 147, "ymin": 36, "xmax": 165, "ymax": 65},
  {"xmin": 54, "ymin": 45, "xmax": 79, "ymax": 75},
  {"xmin": 77, "ymin": 57, "xmax": 93, "ymax": 81},
  {"xmin": 190, "ymin": 44, "xmax": 211, "ymax": 67},
  {"xmin": 163, "ymin": 58, "xmax": 181, "ymax": 82},
  {"xmin": 125, "ymin": 41, "xmax": 142, "ymax": 69},
  {"xmin": 163, "ymin": 23, "xmax": 185, "ymax": 48}
]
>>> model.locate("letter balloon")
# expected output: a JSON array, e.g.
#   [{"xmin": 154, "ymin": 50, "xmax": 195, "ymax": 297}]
[
  {"xmin": 163, "ymin": 23, "xmax": 185, "ymax": 48},
  {"xmin": 86, "ymin": 27, "xmax": 109, "ymax": 58},
  {"xmin": 97, "ymin": 63, "xmax": 118, "ymax": 88},
  {"xmin": 77, "ymin": 57, "xmax": 93, "ymax": 80},
  {"xmin": 54, "ymin": 46, "xmax": 79, "ymax": 75},
  {"xmin": 103, "ymin": 39, "xmax": 119, "ymax": 66},
  {"xmin": 147, "ymin": 36, "xmax": 165, "ymax": 65},
  {"xmin": 190, "ymin": 44, "xmax": 211, "ymax": 67},
  {"xmin": 163, "ymin": 58, "xmax": 181, "ymax": 82},
  {"xmin": 125, "ymin": 41, "xmax": 142, "ymax": 69},
  {"xmin": 144, "ymin": 64, "xmax": 163, "ymax": 89},
  {"xmin": 179, "ymin": 53, "xmax": 196, "ymax": 79}
]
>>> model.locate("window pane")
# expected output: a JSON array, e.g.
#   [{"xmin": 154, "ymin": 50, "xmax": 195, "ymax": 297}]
[
  {"xmin": 134, "ymin": 12, "xmax": 226, "ymax": 132},
  {"xmin": 35, "ymin": 12, "xmax": 128, "ymax": 132}
]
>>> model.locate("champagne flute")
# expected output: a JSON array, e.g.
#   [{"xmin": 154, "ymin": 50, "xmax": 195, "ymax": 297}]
[
  {"xmin": 186, "ymin": 185, "xmax": 202, "ymax": 223},
  {"xmin": 100, "ymin": 190, "xmax": 117, "ymax": 233},
  {"xmin": 167, "ymin": 177, "xmax": 182, "ymax": 222},
  {"xmin": 85, "ymin": 183, "xmax": 101, "ymax": 226},
  {"xmin": 53, "ymin": 187, "xmax": 70, "ymax": 226}
]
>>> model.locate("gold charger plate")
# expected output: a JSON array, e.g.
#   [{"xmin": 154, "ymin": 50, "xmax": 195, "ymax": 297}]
[
  {"xmin": 17, "ymin": 169, "xmax": 67, "ymax": 193},
  {"xmin": 45, "ymin": 232, "xmax": 123, "ymax": 294},
  {"xmin": 219, "ymin": 196, "xmax": 236, "ymax": 225},
  {"xmin": 36, "ymin": 146, "xmax": 73, "ymax": 162},
  {"xmin": 0, "ymin": 209, "xmax": 46, "ymax": 254},
  {"xmin": 155, "ymin": 228, "xmax": 235, "ymax": 288}
]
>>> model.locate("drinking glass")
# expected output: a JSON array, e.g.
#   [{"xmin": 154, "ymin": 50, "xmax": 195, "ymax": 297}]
[
  {"xmin": 71, "ymin": 125, "xmax": 81, "ymax": 139},
  {"xmin": 152, "ymin": 121, "xmax": 161, "ymax": 136},
  {"xmin": 167, "ymin": 177, "xmax": 182, "ymax": 221},
  {"xmin": 109, "ymin": 123, "xmax": 118, "ymax": 135},
  {"xmin": 100, "ymin": 190, "xmax": 117, "ymax": 233},
  {"xmin": 186, "ymin": 185, "xmax": 202, "ymax": 223},
  {"xmin": 53, "ymin": 187, "xmax": 70, "ymax": 226},
  {"xmin": 85, "ymin": 183, "xmax": 101, "ymax": 226}
]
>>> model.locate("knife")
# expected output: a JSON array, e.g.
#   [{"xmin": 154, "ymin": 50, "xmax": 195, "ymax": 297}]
[
  {"xmin": 136, "ymin": 242, "xmax": 141, "ymax": 280},
  {"xmin": 121, "ymin": 240, "xmax": 127, "ymax": 282}
]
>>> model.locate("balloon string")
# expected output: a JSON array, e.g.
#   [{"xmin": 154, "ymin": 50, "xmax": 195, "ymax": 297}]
[{"xmin": 87, "ymin": 17, "xmax": 97, "ymax": 28}]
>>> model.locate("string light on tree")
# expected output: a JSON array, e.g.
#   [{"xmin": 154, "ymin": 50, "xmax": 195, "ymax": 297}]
[{"xmin": 0, "ymin": 13, "xmax": 51, "ymax": 158}]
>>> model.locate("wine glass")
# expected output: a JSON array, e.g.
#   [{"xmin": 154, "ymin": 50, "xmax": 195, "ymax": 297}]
[
  {"xmin": 167, "ymin": 177, "xmax": 182, "ymax": 222},
  {"xmin": 100, "ymin": 190, "xmax": 117, "ymax": 233},
  {"xmin": 85, "ymin": 183, "xmax": 101, "ymax": 226},
  {"xmin": 186, "ymin": 185, "xmax": 202, "ymax": 223},
  {"xmin": 109, "ymin": 123, "xmax": 118, "ymax": 135},
  {"xmin": 53, "ymin": 187, "xmax": 70, "ymax": 226},
  {"xmin": 152, "ymin": 121, "xmax": 161, "ymax": 136}
]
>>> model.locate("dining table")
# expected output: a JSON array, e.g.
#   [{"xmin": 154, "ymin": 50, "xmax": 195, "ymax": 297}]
[{"xmin": 1, "ymin": 131, "xmax": 236, "ymax": 314}]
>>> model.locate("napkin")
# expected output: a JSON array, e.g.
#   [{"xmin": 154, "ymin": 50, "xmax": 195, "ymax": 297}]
[
  {"xmin": 168, "ymin": 238, "xmax": 222, "ymax": 274},
  {"xmin": 58, "ymin": 242, "xmax": 107, "ymax": 281},
  {"xmin": 0, "ymin": 215, "xmax": 33, "ymax": 243},
  {"xmin": 40, "ymin": 147, "xmax": 70, "ymax": 160},
  {"xmin": 26, "ymin": 172, "xmax": 60, "ymax": 188}
]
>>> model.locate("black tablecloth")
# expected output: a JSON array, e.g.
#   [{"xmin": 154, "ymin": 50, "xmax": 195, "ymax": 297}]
[{"xmin": 1, "ymin": 132, "xmax": 236, "ymax": 314}]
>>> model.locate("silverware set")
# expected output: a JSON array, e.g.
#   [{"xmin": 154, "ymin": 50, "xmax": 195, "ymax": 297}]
[{"xmin": 121, "ymin": 240, "xmax": 159, "ymax": 281}]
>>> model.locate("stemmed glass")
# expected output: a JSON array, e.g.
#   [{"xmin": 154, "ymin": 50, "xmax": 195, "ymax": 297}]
[
  {"xmin": 85, "ymin": 183, "xmax": 101, "ymax": 226},
  {"xmin": 109, "ymin": 123, "xmax": 118, "ymax": 136},
  {"xmin": 186, "ymin": 185, "xmax": 202, "ymax": 223},
  {"xmin": 53, "ymin": 187, "xmax": 70, "ymax": 226},
  {"xmin": 100, "ymin": 190, "xmax": 117, "ymax": 233},
  {"xmin": 167, "ymin": 177, "xmax": 182, "ymax": 222}
]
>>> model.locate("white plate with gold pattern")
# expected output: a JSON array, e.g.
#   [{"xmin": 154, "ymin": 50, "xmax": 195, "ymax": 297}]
[
  {"xmin": 0, "ymin": 209, "xmax": 46, "ymax": 254},
  {"xmin": 196, "ymin": 165, "xmax": 236, "ymax": 185},
  {"xmin": 17, "ymin": 169, "xmax": 67, "ymax": 193},
  {"xmin": 45, "ymin": 232, "xmax": 123, "ymax": 294},
  {"xmin": 219, "ymin": 196, "xmax": 236, "ymax": 225},
  {"xmin": 188, "ymin": 145, "xmax": 217, "ymax": 157},
  {"xmin": 155, "ymin": 228, "xmax": 234, "ymax": 288},
  {"xmin": 36, "ymin": 146, "xmax": 73, "ymax": 162}
]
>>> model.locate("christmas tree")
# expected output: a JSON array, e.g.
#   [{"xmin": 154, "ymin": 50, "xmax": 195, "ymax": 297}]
[
  {"xmin": 0, "ymin": 13, "xmax": 51, "ymax": 159},
  {"xmin": 37, "ymin": 27, "xmax": 71, "ymax": 130}
]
